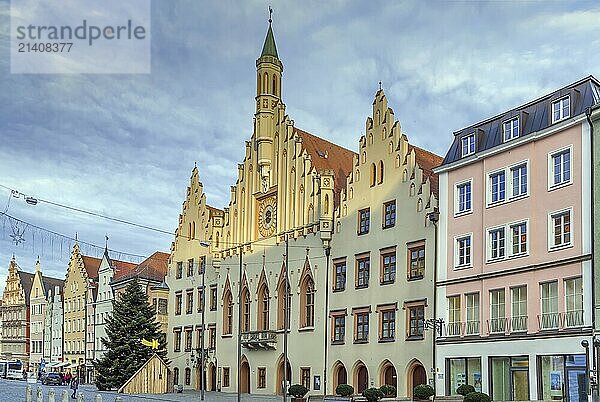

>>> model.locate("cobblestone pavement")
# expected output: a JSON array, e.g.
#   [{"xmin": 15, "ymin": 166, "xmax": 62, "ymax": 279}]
[{"xmin": 2, "ymin": 378, "xmax": 296, "ymax": 402}]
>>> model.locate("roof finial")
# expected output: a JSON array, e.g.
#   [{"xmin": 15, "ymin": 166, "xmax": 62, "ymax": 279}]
[
  {"xmin": 105, "ymin": 235, "xmax": 109, "ymax": 253},
  {"xmin": 269, "ymin": 6, "xmax": 273, "ymax": 24},
  {"xmin": 75, "ymin": 232, "xmax": 78, "ymax": 242},
  {"xmin": 379, "ymin": 81, "xmax": 382, "ymax": 91}
]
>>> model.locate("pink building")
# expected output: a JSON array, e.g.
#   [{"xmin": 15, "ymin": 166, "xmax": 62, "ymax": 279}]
[{"xmin": 434, "ymin": 77, "xmax": 600, "ymax": 402}]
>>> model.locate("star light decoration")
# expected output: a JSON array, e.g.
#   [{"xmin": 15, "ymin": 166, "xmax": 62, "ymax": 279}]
[{"xmin": 9, "ymin": 219, "xmax": 27, "ymax": 245}]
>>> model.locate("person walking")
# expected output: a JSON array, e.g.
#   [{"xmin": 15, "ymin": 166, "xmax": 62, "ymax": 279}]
[{"xmin": 70, "ymin": 375, "xmax": 79, "ymax": 399}]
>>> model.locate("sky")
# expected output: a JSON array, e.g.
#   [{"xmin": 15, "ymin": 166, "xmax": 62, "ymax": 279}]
[{"xmin": 1, "ymin": 0, "xmax": 599, "ymax": 292}]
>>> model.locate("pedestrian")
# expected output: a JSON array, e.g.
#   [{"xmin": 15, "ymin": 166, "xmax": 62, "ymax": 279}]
[
  {"xmin": 65, "ymin": 371, "xmax": 71, "ymax": 385},
  {"xmin": 70, "ymin": 376, "xmax": 79, "ymax": 399}
]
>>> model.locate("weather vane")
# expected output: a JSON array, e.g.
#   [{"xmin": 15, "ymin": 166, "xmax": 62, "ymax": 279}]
[{"xmin": 269, "ymin": 6, "xmax": 273, "ymax": 24}]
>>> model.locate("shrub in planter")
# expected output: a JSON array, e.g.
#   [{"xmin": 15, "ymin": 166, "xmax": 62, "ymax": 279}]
[
  {"xmin": 380, "ymin": 385, "xmax": 396, "ymax": 397},
  {"xmin": 336, "ymin": 383, "xmax": 354, "ymax": 397},
  {"xmin": 463, "ymin": 392, "xmax": 491, "ymax": 402},
  {"xmin": 363, "ymin": 387, "xmax": 385, "ymax": 402},
  {"xmin": 288, "ymin": 384, "xmax": 309, "ymax": 400},
  {"xmin": 456, "ymin": 384, "xmax": 475, "ymax": 396},
  {"xmin": 413, "ymin": 384, "xmax": 435, "ymax": 400}
]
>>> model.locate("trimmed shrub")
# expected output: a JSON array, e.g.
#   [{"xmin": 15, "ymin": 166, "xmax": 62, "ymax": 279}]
[
  {"xmin": 463, "ymin": 392, "xmax": 491, "ymax": 402},
  {"xmin": 288, "ymin": 384, "xmax": 309, "ymax": 398},
  {"xmin": 456, "ymin": 384, "xmax": 476, "ymax": 396},
  {"xmin": 362, "ymin": 387, "xmax": 385, "ymax": 402},
  {"xmin": 336, "ymin": 384, "xmax": 354, "ymax": 396},
  {"xmin": 413, "ymin": 384, "xmax": 435, "ymax": 400},
  {"xmin": 380, "ymin": 384, "xmax": 397, "ymax": 396}
]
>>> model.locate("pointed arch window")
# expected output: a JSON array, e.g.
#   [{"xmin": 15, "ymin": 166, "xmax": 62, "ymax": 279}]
[
  {"xmin": 324, "ymin": 194, "xmax": 330, "ymax": 215},
  {"xmin": 263, "ymin": 72, "xmax": 268, "ymax": 94},
  {"xmin": 223, "ymin": 289, "xmax": 233, "ymax": 335},
  {"xmin": 277, "ymin": 280, "xmax": 291, "ymax": 330},
  {"xmin": 300, "ymin": 277, "xmax": 315, "ymax": 328},
  {"xmin": 378, "ymin": 161, "xmax": 384, "ymax": 184},
  {"xmin": 257, "ymin": 73, "xmax": 261, "ymax": 96},
  {"xmin": 272, "ymin": 74, "xmax": 277, "ymax": 96},
  {"xmin": 258, "ymin": 284, "xmax": 270, "ymax": 331},
  {"xmin": 242, "ymin": 286, "xmax": 250, "ymax": 333}
]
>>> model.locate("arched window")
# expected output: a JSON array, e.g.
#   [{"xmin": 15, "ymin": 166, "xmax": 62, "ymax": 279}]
[
  {"xmin": 185, "ymin": 367, "xmax": 191, "ymax": 385},
  {"xmin": 356, "ymin": 169, "xmax": 360, "ymax": 181},
  {"xmin": 324, "ymin": 194, "xmax": 330, "ymax": 215},
  {"xmin": 258, "ymin": 284, "xmax": 270, "ymax": 331},
  {"xmin": 402, "ymin": 169, "xmax": 408, "ymax": 182},
  {"xmin": 263, "ymin": 72, "xmax": 268, "ymax": 93},
  {"xmin": 277, "ymin": 280, "xmax": 291, "ymax": 330},
  {"xmin": 417, "ymin": 198, "xmax": 423, "ymax": 212},
  {"xmin": 257, "ymin": 73, "xmax": 261, "ymax": 96},
  {"xmin": 223, "ymin": 289, "xmax": 233, "ymax": 335},
  {"xmin": 300, "ymin": 277, "xmax": 315, "ymax": 328},
  {"xmin": 370, "ymin": 163, "xmax": 376, "ymax": 187},
  {"xmin": 173, "ymin": 367, "xmax": 179, "ymax": 385},
  {"xmin": 242, "ymin": 286, "xmax": 250, "ymax": 333},
  {"xmin": 272, "ymin": 74, "xmax": 277, "ymax": 96},
  {"xmin": 389, "ymin": 141, "xmax": 394, "ymax": 154},
  {"xmin": 378, "ymin": 160, "xmax": 384, "ymax": 184},
  {"xmin": 410, "ymin": 183, "xmax": 416, "ymax": 197},
  {"xmin": 188, "ymin": 222, "xmax": 192, "ymax": 240},
  {"xmin": 382, "ymin": 127, "xmax": 387, "ymax": 140},
  {"xmin": 192, "ymin": 221, "xmax": 196, "ymax": 240},
  {"xmin": 361, "ymin": 151, "xmax": 366, "ymax": 164},
  {"xmin": 376, "ymin": 110, "xmax": 380, "ymax": 125},
  {"xmin": 368, "ymin": 133, "xmax": 373, "ymax": 145}
]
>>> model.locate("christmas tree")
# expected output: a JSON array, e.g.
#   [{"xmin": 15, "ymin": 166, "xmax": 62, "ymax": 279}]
[{"xmin": 94, "ymin": 277, "xmax": 168, "ymax": 390}]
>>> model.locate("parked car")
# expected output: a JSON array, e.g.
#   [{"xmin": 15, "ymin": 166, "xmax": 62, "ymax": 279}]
[{"xmin": 42, "ymin": 373, "xmax": 63, "ymax": 386}]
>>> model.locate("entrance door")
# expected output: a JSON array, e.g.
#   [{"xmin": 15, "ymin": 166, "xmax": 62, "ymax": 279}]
[
  {"xmin": 384, "ymin": 365, "xmax": 397, "ymax": 396},
  {"xmin": 210, "ymin": 364, "xmax": 216, "ymax": 391},
  {"xmin": 358, "ymin": 366, "xmax": 368, "ymax": 393},
  {"xmin": 565, "ymin": 368, "xmax": 587, "ymax": 402},
  {"xmin": 511, "ymin": 369, "xmax": 529, "ymax": 401},
  {"xmin": 413, "ymin": 365, "xmax": 427, "ymax": 387},
  {"xmin": 337, "ymin": 366, "xmax": 347, "ymax": 388},
  {"xmin": 240, "ymin": 361, "xmax": 250, "ymax": 393}
]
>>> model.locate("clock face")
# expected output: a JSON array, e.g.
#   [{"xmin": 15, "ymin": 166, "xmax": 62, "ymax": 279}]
[{"xmin": 258, "ymin": 196, "xmax": 277, "ymax": 238}]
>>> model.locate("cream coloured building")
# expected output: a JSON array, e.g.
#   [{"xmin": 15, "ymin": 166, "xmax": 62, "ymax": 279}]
[{"xmin": 167, "ymin": 18, "xmax": 442, "ymax": 399}]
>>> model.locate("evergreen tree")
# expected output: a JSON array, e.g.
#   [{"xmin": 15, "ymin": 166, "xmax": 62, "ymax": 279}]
[{"xmin": 94, "ymin": 277, "xmax": 168, "ymax": 390}]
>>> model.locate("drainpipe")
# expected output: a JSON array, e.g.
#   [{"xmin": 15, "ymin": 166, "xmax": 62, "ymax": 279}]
[{"xmin": 323, "ymin": 245, "xmax": 331, "ymax": 397}]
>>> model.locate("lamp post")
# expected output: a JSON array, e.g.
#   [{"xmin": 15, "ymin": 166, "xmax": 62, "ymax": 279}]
[
  {"xmin": 198, "ymin": 241, "xmax": 210, "ymax": 401},
  {"xmin": 424, "ymin": 317, "xmax": 444, "ymax": 398},
  {"xmin": 583, "ymin": 339, "xmax": 591, "ymax": 397},
  {"xmin": 237, "ymin": 245, "xmax": 243, "ymax": 402},
  {"xmin": 283, "ymin": 233, "xmax": 289, "ymax": 402},
  {"xmin": 323, "ymin": 245, "xmax": 331, "ymax": 397},
  {"xmin": 426, "ymin": 208, "xmax": 440, "ymax": 395}
]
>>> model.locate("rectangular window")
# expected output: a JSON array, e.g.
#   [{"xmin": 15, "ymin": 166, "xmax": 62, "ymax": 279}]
[
  {"xmin": 565, "ymin": 277, "xmax": 583, "ymax": 327},
  {"xmin": 186, "ymin": 290, "xmax": 193, "ymax": 314},
  {"xmin": 461, "ymin": 134, "xmax": 475, "ymax": 157},
  {"xmin": 550, "ymin": 148, "xmax": 572, "ymax": 187},
  {"xmin": 210, "ymin": 285, "xmax": 217, "ymax": 311},
  {"xmin": 358, "ymin": 208, "xmax": 370, "ymax": 235},
  {"xmin": 447, "ymin": 296, "xmax": 462, "ymax": 336},
  {"xmin": 490, "ymin": 170, "xmax": 506, "ymax": 204},
  {"xmin": 301, "ymin": 368, "xmax": 311, "ymax": 390},
  {"xmin": 258, "ymin": 368, "xmax": 266, "ymax": 389},
  {"xmin": 173, "ymin": 330, "xmax": 181, "ymax": 352},
  {"xmin": 381, "ymin": 251, "xmax": 396, "ymax": 284},
  {"xmin": 489, "ymin": 289, "xmax": 506, "ymax": 333},
  {"xmin": 158, "ymin": 299, "xmax": 167, "ymax": 314},
  {"xmin": 383, "ymin": 200, "xmax": 396, "ymax": 228},
  {"xmin": 455, "ymin": 235, "xmax": 472, "ymax": 268},
  {"xmin": 197, "ymin": 288, "xmax": 204, "ymax": 313},
  {"xmin": 176, "ymin": 262, "xmax": 183, "ymax": 279},
  {"xmin": 356, "ymin": 256, "xmax": 370, "ymax": 289},
  {"xmin": 540, "ymin": 281, "xmax": 559, "ymax": 329},
  {"xmin": 355, "ymin": 312, "xmax": 369, "ymax": 342},
  {"xmin": 511, "ymin": 286, "xmax": 528, "ymax": 332},
  {"xmin": 550, "ymin": 210, "xmax": 572, "ymax": 249},
  {"xmin": 184, "ymin": 329, "xmax": 192, "ymax": 352},
  {"xmin": 503, "ymin": 116, "xmax": 519, "ymax": 142},
  {"xmin": 175, "ymin": 292, "xmax": 182, "ymax": 316},
  {"xmin": 552, "ymin": 96, "xmax": 570, "ymax": 123},
  {"xmin": 187, "ymin": 258, "xmax": 194, "ymax": 277},
  {"xmin": 456, "ymin": 181, "xmax": 472, "ymax": 214},
  {"xmin": 465, "ymin": 293, "xmax": 480, "ymax": 335},
  {"xmin": 510, "ymin": 222, "xmax": 528, "ymax": 256},
  {"xmin": 510, "ymin": 163, "xmax": 527, "ymax": 198},
  {"xmin": 223, "ymin": 368, "xmax": 230, "ymax": 388},
  {"xmin": 408, "ymin": 242, "xmax": 425, "ymax": 280},
  {"xmin": 380, "ymin": 309, "xmax": 395, "ymax": 341},
  {"xmin": 198, "ymin": 256, "xmax": 206, "ymax": 275},
  {"xmin": 333, "ymin": 315, "xmax": 345, "ymax": 343},
  {"xmin": 408, "ymin": 305, "xmax": 425, "ymax": 339},
  {"xmin": 208, "ymin": 325, "xmax": 216, "ymax": 349},
  {"xmin": 488, "ymin": 227, "xmax": 506, "ymax": 261},
  {"xmin": 490, "ymin": 356, "xmax": 529, "ymax": 401},
  {"xmin": 333, "ymin": 260, "xmax": 346, "ymax": 291}
]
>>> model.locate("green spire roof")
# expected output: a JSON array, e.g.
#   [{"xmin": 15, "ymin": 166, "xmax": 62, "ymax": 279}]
[{"xmin": 260, "ymin": 24, "xmax": 278, "ymax": 58}]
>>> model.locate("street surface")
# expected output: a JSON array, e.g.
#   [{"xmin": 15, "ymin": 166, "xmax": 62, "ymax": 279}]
[{"xmin": 1, "ymin": 378, "xmax": 294, "ymax": 401}]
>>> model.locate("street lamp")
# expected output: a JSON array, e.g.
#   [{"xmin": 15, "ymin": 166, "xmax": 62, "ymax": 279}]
[
  {"xmin": 198, "ymin": 241, "xmax": 209, "ymax": 401},
  {"xmin": 424, "ymin": 317, "xmax": 444, "ymax": 396}
]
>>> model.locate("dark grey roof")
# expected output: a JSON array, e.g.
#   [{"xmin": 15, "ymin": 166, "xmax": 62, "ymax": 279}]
[{"xmin": 440, "ymin": 76, "xmax": 600, "ymax": 167}]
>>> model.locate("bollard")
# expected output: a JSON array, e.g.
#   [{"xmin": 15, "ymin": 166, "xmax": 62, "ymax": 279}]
[
  {"xmin": 95, "ymin": 394, "xmax": 102, "ymax": 402},
  {"xmin": 37, "ymin": 386, "xmax": 43, "ymax": 402},
  {"xmin": 61, "ymin": 389, "xmax": 69, "ymax": 402},
  {"xmin": 48, "ymin": 388, "xmax": 56, "ymax": 402},
  {"xmin": 26, "ymin": 385, "xmax": 33, "ymax": 402}
]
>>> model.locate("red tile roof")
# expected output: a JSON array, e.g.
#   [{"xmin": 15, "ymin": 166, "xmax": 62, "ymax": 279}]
[
  {"xmin": 112, "ymin": 251, "xmax": 169, "ymax": 283},
  {"xmin": 81, "ymin": 256, "xmax": 102, "ymax": 280},
  {"xmin": 294, "ymin": 128, "xmax": 356, "ymax": 207},
  {"xmin": 410, "ymin": 145, "xmax": 443, "ymax": 197}
]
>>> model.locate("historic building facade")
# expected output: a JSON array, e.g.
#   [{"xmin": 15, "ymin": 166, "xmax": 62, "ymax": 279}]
[
  {"xmin": 167, "ymin": 19, "xmax": 442, "ymax": 399},
  {"xmin": 434, "ymin": 76, "xmax": 600, "ymax": 402}
]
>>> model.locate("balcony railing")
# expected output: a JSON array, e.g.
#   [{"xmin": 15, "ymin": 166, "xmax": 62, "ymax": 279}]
[
  {"xmin": 465, "ymin": 320, "xmax": 480, "ymax": 335},
  {"xmin": 538, "ymin": 313, "xmax": 560, "ymax": 330},
  {"xmin": 488, "ymin": 317, "xmax": 507, "ymax": 334},
  {"xmin": 563, "ymin": 310, "xmax": 584, "ymax": 328},
  {"xmin": 510, "ymin": 316, "xmax": 528, "ymax": 332},
  {"xmin": 446, "ymin": 322, "xmax": 463, "ymax": 337},
  {"xmin": 240, "ymin": 330, "xmax": 277, "ymax": 350}
]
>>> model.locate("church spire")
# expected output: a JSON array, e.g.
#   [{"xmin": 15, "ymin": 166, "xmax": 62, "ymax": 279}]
[{"xmin": 260, "ymin": 7, "xmax": 278, "ymax": 58}]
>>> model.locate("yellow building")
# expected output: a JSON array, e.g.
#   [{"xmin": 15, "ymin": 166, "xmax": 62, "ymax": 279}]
[{"xmin": 167, "ymin": 18, "xmax": 441, "ymax": 398}]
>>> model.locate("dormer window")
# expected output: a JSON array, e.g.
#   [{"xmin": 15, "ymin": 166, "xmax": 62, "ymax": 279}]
[
  {"xmin": 503, "ymin": 117, "xmax": 519, "ymax": 142},
  {"xmin": 552, "ymin": 96, "xmax": 570, "ymax": 123},
  {"xmin": 461, "ymin": 134, "xmax": 475, "ymax": 157}
]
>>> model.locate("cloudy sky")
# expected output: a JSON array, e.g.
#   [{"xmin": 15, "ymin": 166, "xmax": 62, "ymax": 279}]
[{"xmin": 1, "ymin": 0, "xmax": 599, "ymax": 291}]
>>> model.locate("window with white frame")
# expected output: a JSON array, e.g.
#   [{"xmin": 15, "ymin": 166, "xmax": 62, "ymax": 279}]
[
  {"xmin": 510, "ymin": 222, "xmax": 528, "ymax": 256},
  {"xmin": 461, "ymin": 134, "xmax": 475, "ymax": 157},
  {"xmin": 552, "ymin": 96, "xmax": 570, "ymax": 123},
  {"xmin": 549, "ymin": 147, "xmax": 571, "ymax": 188},
  {"xmin": 455, "ymin": 235, "xmax": 472, "ymax": 268},
  {"xmin": 488, "ymin": 227, "xmax": 506, "ymax": 261},
  {"xmin": 540, "ymin": 281, "xmax": 559, "ymax": 329},
  {"xmin": 503, "ymin": 117, "xmax": 519, "ymax": 142},
  {"xmin": 511, "ymin": 286, "xmax": 527, "ymax": 332},
  {"xmin": 447, "ymin": 295, "xmax": 461, "ymax": 336},
  {"xmin": 465, "ymin": 293, "xmax": 480, "ymax": 335},
  {"xmin": 489, "ymin": 289, "xmax": 506, "ymax": 333},
  {"xmin": 489, "ymin": 170, "xmax": 506, "ymax": 204},
  {"xmin": 549, "ymin": 209, "xmax": 572, "ymax": 249},
  {"xmin": 510, "ymin": 163, "xmax": 527, "ymax": 198},
  {"xmin": 455, "ymin": 180, "xmax": 472, "ymax": 215},
  {"xmin": 564, "ymin": 277, "xmax": 583, "ymax": 327}
]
